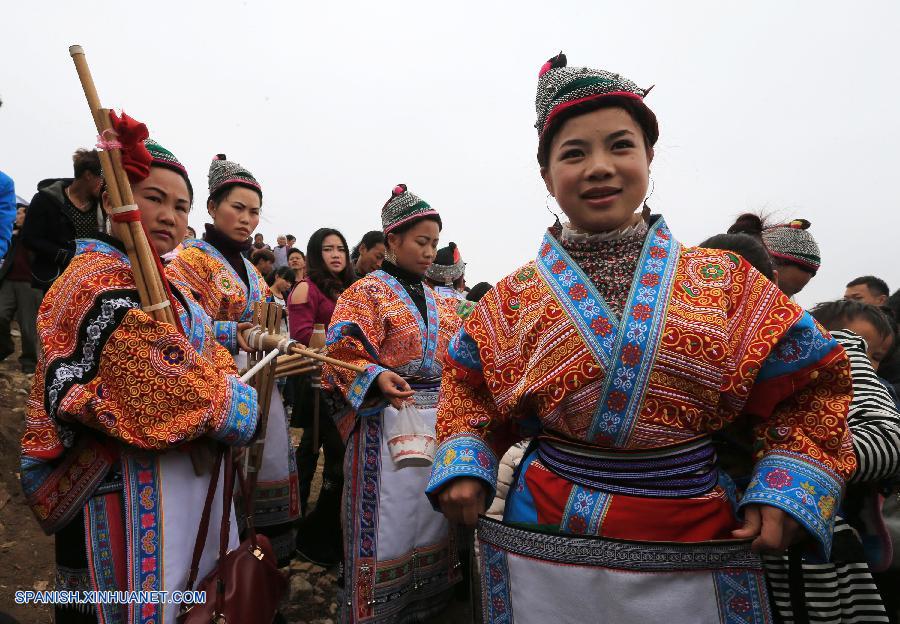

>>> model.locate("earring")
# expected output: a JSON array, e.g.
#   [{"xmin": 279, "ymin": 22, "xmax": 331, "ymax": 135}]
[
  {"xmin": 545, "ymin": 193, "xmax": 562, "ymax": 228},
  {"xmin": 642, "ymin": 176, "xmax": 655, "ymax": 220}
]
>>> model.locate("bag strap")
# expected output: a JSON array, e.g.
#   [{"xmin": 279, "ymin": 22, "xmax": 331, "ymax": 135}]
[{"xmin": 184, "ymin": 446, "xmax": 224, "ymax": 592}]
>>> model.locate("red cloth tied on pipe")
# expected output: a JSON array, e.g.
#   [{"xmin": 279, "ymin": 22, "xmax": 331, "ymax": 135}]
[{"xmin": 108, "ymin": 111, "xmax": 151, "ymax": 184}]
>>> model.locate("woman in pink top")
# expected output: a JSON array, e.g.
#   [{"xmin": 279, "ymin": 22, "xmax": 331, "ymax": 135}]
[{"xmin": 288, "ymin": 227, "xmax": 356, "ymax": 565}]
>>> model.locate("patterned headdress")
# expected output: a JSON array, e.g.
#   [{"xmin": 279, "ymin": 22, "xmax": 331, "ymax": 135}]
[
  {"xmin": 761, "ymin": 219, "xmax": 821, "ymax": 272},
  {"xmin": 535, "ymin": 52, "xmax": 658, "ymax": 144},
  {"xmin": 144, "ymin": 139, "xmax": 193, "ymax": 198},
  {"xmin": 381, "ymin": 184, "xmax": 441, "ymax": 234},
  {"xmin": 425, "ymin": 242, "xmax": 465, "ymax": 285},
  {"xmin": 208, "ymin": 154, "xmax": 262, "ymax": 198}
]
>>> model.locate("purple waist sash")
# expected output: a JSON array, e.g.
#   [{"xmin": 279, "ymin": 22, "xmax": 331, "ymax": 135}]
[{"xmin": 536, "ymin": 436, "xmax": 718, "ymax": 498}]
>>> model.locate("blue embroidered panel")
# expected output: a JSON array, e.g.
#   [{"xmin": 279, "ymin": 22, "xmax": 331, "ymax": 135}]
[
  {"xmin": 560, "ymin": 484, "xmax": 611, "ymax": 535},
  {"xmin": 86, "ymin": 494, "xmax": 126, "ymax": 624},
  {"xmin": 177, "ymin": 289, "xmax": 208, "ymax": 354},
  {"xmin": 480, "ymin": 540, "xmax": 514, "ymax": 623},
  {"xmin": 536, "ymin": 218, "xmax": 681, "ymax": 446},
  {"xmin": 346, "ymin": 364, "xmax": 388, "ymax": 412},
  {"xmin": 123, "ymin": 455, "xmax": 161, "ymax": 624},
  {"xmin": 357, "ymin": 417, "xmax": 382, "ymax": 560},
  {"xmin": 76, "ymin": 238, "xmax": 129, "ymax": 264},
  {"xmin": 211, "ymin": 375, "xmax": 259, "ymax": 445},
  {"xmin": 504, "ymin": 453, "xmax": 539, "ymax": 525},
  {"xmin": 426, "ymin": 434, "xmax": 499, "ymax": 508},
  {"xmin": 370, "ymin": 270, "xmax": 440, "ymax": 376},
  {"xmin": 213, "ymin": 320, "xmax": 239, "ymax": 354},
  {"xmin": 326, "ymin": 320, "xmax": 382, "ymax": 362},
  {"xmin": 713, "ymin": 568, "xmax": 771, "ymax": 624},
  {"xmin": 740, "ymin": 451, "xmax": 843, "ymax": 557},
  {"xmin": 447, "ymin": 326, "xmax": 483, "ymax": 373},
  {"xmin": 756, "ymin": 312, "xmax": 837, "ymax": 382}
]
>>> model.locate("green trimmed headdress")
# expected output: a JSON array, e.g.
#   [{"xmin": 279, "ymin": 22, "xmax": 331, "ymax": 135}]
[
  {"xmin": 381, "ymin": 184, "xmax": 440, "ymax": 234},
  {"xmin": 208, "ymin": 154, "xmax": 262, "ymax": 198},
  {"xmin": 143, "ymin": 139, "xmax": 193, "ymax": 199}
]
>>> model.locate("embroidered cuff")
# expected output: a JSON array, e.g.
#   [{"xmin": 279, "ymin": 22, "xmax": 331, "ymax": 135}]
[
  {"xmin": 213, "ymin": 320, "xmax": 239, "ymax": 355},
  {"xmin": 740, "ymin": 450, "xmax": 843, "ymax": 557},
  {"xmin": 426, "ymin": 434, "xmax": 498, "ymax": 510},
  {"xmin": 346, "ymin": 364, "xmax": 388, "ymax": 411},
  {"xmin": 211, "ymin": 375, "xmax": 259, "ymax": 446}
]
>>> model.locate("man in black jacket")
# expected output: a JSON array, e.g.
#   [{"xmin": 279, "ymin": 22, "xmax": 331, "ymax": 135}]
[
  {"xmin": 0, "ymin": 201, "xmax": 42, "ymax": 372},
  {"xmin": 21, "ymin": 148, "xmax": 104, "ymax": 291}
]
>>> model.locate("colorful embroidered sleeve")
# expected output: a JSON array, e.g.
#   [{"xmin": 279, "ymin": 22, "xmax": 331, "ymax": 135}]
[
  {"xmin": 729, "ymin": 277, "xmax": 854, "ymax": 557},
  {"xmin": 323, "ymin": 278, "xmax": 389, "ymax": 413},
  {"xmin": 166, "ymin": 246, "xmax": 222, "ymax": 320},
  {"xmin": 426, "ymin": 322, "xmax": 503, "ymax": 507},
  {"xmin": 213, "ymin": 320, "xmax": 239, "ymax": 354}
]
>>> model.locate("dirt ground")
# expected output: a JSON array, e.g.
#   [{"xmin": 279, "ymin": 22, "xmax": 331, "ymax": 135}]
[{"xmin": 0, "ymin": 335, "xmax": 473, "ymax": 623}]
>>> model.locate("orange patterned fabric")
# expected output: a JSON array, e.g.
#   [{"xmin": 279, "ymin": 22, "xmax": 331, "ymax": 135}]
[
  {"xmin": 324, "ymin": 274, "xmax": 462, "ymax": 438},
  {"xmin": 436, "ymin": 246, "xmax": 855, "ymax": 479},
  {"xmin": 166, "ymin": 242, "xmax": 270, "ymax": 323}
]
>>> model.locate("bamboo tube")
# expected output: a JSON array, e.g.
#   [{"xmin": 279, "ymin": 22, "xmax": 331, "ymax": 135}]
[
  {"xmin": 241, "ymin": 328, "xmax": 366, "ymax": 374},
  {"xmin": 273, "ymin": 363, "xmax": 319, "ymax": 379},
  {"xmin": 68, "ymin": 46, "xmax": 176, "ymax": 327}
]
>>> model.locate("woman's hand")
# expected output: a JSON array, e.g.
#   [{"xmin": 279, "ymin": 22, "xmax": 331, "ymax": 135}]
[
  {"xmin": 732, "ymin": 504, "xmax": 802, "ymax": 552},
  {"xmin": 438, "ymin": 478, "xmax": 487, "ymax": 527},
  {"xmin": 236, "ymin": 322, "xmax": 256, "ymax": 352},
  {"xmin": 376, "ymin": 371, "xmax": 415, "ymax": 408}
]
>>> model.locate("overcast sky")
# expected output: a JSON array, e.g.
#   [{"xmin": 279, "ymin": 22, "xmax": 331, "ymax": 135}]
[{"xmin": 2, "ymin": 1, "xmax": 897, "ymax": 307}]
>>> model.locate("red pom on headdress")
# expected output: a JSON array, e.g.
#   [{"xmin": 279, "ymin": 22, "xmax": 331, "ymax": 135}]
[
  {"xmin": 392, "ymin": 184, "xmax": 406, "ymax": 196},
  {"xmin": 108, "ymin": 111, "xmax": 151, "ymax": 184},
  {"xmin": 789, "ymin": 219, "xmax": 811, "ymax": 230},
  {"xmin": 538, "ymin": 52, "xmax": 567, "ymax": 78}
]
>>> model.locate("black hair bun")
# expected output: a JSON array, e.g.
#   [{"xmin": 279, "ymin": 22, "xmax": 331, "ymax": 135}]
[{"xmin": 728, "ymin": 213, "xmax": 764, "ymax": 235}]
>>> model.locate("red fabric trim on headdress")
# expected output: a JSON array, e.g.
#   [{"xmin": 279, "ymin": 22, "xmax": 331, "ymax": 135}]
[
  {"xmin": 108, "ymin": 111, "xmax": 152, "ymax": 184},
  {"xmin": 541, "ymin": 91, "xmax": 645, "ymax": 135}
]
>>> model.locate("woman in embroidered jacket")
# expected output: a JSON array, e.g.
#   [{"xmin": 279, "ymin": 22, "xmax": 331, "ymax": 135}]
[
  {"xmin": 322, "ymin": 185, "xmax": 463, "ymax": 623},
  {"xmin": 20, "ymin": 123, "xmax": 259, "ymax": 624},
  {"xmin": 426, "ymin": 54, "xmax": 857, "ymax": 624},
  {"xmin": 165, "ymin": 155, "xmax": 300, "ymax": 565}
]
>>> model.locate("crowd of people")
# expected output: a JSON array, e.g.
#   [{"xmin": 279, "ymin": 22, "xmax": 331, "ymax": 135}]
[{"xmin": 1, "ymin": 51, "xmax": 899, "ymax": 624}]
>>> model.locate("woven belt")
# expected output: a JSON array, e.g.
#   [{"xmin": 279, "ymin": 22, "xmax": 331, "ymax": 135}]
[{"xmin": 536, "ymin": 436, "xmax": 718, "ymax": 498}]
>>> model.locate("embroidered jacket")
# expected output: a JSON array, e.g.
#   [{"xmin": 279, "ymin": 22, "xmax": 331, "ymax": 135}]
[
  {"xmin": 426, "ymin": 217, "xmax": 856, "ymax": 555},
  {"xmin": 166, "ymin": 239, "xmax": 270, "ymax": 352},
  {"xmin": 20, "ymin": 237, "xmax": 259, "ymax": 534},
  {"xmin": 323, "ymin": 270, "xmax": 462, "ymax": 440}
]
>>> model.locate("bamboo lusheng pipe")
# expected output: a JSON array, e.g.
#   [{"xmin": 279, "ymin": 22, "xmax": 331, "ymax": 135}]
[
  {"xmin": 242, "ymin": 329, "xmax": 366, "ymax": 374},
  {"xmin": 273, "ymin": 363, "xmax": 319, "ymax": 379},
  {"xmin": 68, "ymin": 45, "xmax": 177, "ymax": 328}
]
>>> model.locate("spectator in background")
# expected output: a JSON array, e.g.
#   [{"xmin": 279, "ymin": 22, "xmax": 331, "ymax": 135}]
[
  {"xmin": 252, "ymin": 232, "xmax": 269, "ymax": 251},
  {"xmin": 287, "ymin": 247, "xmax": 306, "ymax": 282},
  {"xmin": 0, "ymin": 170, "xmax": 16, "ymax": 259},
  {"xmin": 728, "ymin": 214, "xmax": 820, "ymax": 297},
  {"xmin": 466, "ymin": 281, "xmax": 492, "ymax": 302},
  {"xmin": 844, "ymin": 275, "xmax": 890, "ymax": 307},
  {"xmin": 184, "ymin": 225, "xmax": 196, "ymax": 240},
  {"xmin": 21, "ymin": 148, "xmax": 104, "ymax": 291},
  {"xmin": 273, "ymin": 234, "xmax": 289, "ymax": 268},
  {"xmin": 0, "ymin": 200, "xmax": 42, "ymax": 372},
  {"xmin": 251, "ymin": 247, "xmax": 275, "ymax": 278},
  {"xmin": 265, "ymin": 266, "xmax": 295, "ymax": 334},
  {"xmin": 286, "ymin": 234, "xmax": 296, "ymax": 249},
  {"xmin": 350, "ymin": 230, "xmax": 386, "ymax": 276}
]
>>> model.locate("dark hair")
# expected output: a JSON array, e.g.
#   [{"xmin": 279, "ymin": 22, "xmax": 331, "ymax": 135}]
[
  {"xmin": 286, "ymin": 234, "xmax": 296, "ymax": 241},
  {"xmin": 186, "ymin": 226, "xmax": 196, "ymax": 237},
  {"xmin": 265, "ymin": 265, "xmax": 295, "ymax": 287},
  {"xmin": 207, "ymin": 182, "xmax": 262, "ymax": 208},
  {"xmin": 727, "ymin": 213, "xmax": 765, "ymax": 239},
  {"xmin": 846, "ymin": 276, "xmax": 890, "ymax": 298},
  {"xmin": 537, "ymin": 97, "xmax": 659, "ymax": 168},
  {"xmin": 385, "ymin": 215, "xmax": 443, "ymax": 252},
  {"xmin": 251, "ymin": 248, "xmax": 275, "ymax": 265},
  {"xmin": 351, "ymin": 230, "xmax": 385, "ymax": 262},
  {"xmin": 306, "ymin": 228, "xmax": 356, "ymax": 300},
  {"xmin": 467, "ymin": 282, "xmax": 492, "ymax": 302},
  {"xmin": 810, "ymin": 299, "xmax": 895, "ymax": 340},
  {"xmin": 698, "ymin": 233, "xmax": 775, "ymax": 281},
  {"xmin": 287, "ymin": 247, "xmax": 304, "ymax": 259},
  {"xmin": 73, "ymin": 149, "xmax": 101, "ymax": 178}
]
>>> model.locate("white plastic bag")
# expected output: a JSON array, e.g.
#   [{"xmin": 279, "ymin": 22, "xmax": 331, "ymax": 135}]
[{"xmin": 386, "ymin": 402, "xmax": 436, "ymax": 468}]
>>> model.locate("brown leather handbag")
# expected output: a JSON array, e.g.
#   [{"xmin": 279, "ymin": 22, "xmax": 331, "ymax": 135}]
[{"xmin": 177, "ymin": 447, "xmax": 287, "ymax": 623}]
